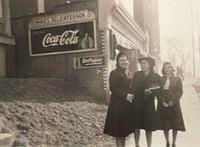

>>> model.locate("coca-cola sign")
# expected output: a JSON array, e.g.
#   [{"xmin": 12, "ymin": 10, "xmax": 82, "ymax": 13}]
[
  {"xmin": 29, "ymin": 21, "xmax": 96, "ymax": 56},
  {"xmin": 42, "ymin": 30, "xmax": 79, "ymax": 47}
]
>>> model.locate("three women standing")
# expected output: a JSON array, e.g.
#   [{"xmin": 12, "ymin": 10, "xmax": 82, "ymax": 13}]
[{"xmin": 104, "ymin": 53, "xmax": 185, "ymax": 147}]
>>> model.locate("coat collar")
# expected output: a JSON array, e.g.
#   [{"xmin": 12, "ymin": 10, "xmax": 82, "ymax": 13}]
[{"xmin": 161, "ymin": 75, "xmax": 177, "ymax": 88}]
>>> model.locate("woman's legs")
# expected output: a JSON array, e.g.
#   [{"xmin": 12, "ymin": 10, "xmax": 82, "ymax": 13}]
[
  {"xmin": 121, "ymin": 137, "xmax": 126, "ymax": 147},
  {"xmin": 172, "ymin": 130, "xmax": 178, "ymax": 146},
  {"xmin": 134, "ymin": 129, "xmax": 140, "ymax": 147},
  {"xmin": 115, "ymin": 137, "xmax": 126, "ymax": 147},
  {"xmin": 164, "ymin": 130, "xmax": 170, "ymax": 147},
  {"xmin": 116, "ymin": 137, "xmax": 122, "ymax": 147},
  {"xmin": 145, "ymin": 131, "xmax": 152, "ymax": 147}
]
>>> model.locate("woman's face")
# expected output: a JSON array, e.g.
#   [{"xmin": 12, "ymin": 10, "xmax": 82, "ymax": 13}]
[
  {"xmin": 164, "ymin": 64, "xmax": 173, "ymax": 75},
  {"xmin": 118, "ymin": 55, "xmax": 129, "ymax": 69},
  {"xmin": 140, "ymin": 60, "xmax": 150, "ymax": 72}
]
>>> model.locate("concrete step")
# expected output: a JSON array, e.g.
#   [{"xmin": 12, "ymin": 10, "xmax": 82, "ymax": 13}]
[{"xmin": 0, "ymin": 133, "xmax": 14, "ymax": 147}]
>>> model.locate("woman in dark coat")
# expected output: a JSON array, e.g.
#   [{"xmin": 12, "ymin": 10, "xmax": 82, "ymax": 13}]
[
  {"xmin": 131, "ymin": 57, "xmax": 161, "ymax": 147},
  {"xmin": 104, "ymin": 52, "xmax": 134, "ymax": 147},
  {"xmin": 157, "ymin": 62, "xmax": 185, "ymax": 147}
]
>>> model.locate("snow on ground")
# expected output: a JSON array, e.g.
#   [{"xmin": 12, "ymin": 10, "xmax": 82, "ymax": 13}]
[{"xmin": 0, "ymin": 78, "xmax": 114, "ymax": 147}]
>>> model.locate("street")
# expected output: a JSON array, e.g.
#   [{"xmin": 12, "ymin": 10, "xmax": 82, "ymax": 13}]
[{"xmin": 126, "ymin": 79, "xmax": 200, "ymax": 147}]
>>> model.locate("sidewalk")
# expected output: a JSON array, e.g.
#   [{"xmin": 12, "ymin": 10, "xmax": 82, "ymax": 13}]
[{"xmin": 126, "ymin": 79, "xmax": 200, "ymax": 147}]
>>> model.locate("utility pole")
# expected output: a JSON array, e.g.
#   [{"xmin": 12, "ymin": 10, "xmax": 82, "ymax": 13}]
[
  {"xmin": 196, "ymin": 14, "xmax": 200, "ymax": 77},
  {"xmin": 191, "ymin": 0, "xmax": 196, "ymax": 77}
]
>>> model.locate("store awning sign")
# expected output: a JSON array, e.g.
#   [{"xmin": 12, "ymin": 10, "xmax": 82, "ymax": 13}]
[{"xmin": 32, "ymin": 10, "xmax": 88, "ymax": 27}]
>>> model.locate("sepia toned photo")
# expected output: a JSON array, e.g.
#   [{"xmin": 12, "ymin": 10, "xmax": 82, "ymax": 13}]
[{"xmin": 0, "ymin": 0, "xmax": 200, "ymax": 147}]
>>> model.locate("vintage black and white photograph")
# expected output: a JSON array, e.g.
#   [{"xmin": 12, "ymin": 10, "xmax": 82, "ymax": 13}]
[{"xmin": 0, "ymin": 0, "xmax": 200, "ymax": 147}]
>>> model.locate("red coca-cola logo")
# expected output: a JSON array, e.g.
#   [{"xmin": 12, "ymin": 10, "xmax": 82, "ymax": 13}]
[{"xmin": 42, "ymin": 30, "xmax": 79, "ymax": 47}]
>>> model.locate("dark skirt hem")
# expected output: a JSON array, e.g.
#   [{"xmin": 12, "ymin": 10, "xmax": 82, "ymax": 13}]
[
  {"xmin": 140, "ymin": 128, "xmax": 157, "ymax": 132},
  {"xmin": 103, "ymin": 131, "xmax": 132, "ymax": 137},
  {"xmin": 157, "ymin": 128, "xmax": 186, "ymax": 131}
]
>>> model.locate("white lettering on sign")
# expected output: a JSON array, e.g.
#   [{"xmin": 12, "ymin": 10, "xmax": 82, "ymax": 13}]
[
  {"xmin": 81, "ymin": 58, "xmax": 103, "ymax": 66},
  {"xmin": 42, "ymin": 30, "xmax": 79, "ymax": 47},
  {"xmin": 34, "ymin": 10, "xmax": 88, "ymax": 26}
]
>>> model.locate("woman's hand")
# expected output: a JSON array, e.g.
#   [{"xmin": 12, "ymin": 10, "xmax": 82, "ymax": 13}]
[
  {"xmin": 145, "ymin": 89, "xmax": 152, "ymax": 96},
  {"xmin": 168, "ymin": 101, "xmax": 174, "ymax": 107},
  {"xmin": 126, "ymin": 94, "xmax": 134, "ymax": 103},
  {"xmin": 162, "ymin": 102, "xmax": 169, "ymax": 107}
]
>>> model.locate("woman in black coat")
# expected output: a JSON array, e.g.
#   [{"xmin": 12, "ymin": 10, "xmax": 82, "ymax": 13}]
[
  {"xmin": 157, "ymin": 62, "xmax": 185, "ymax": 147},
  {"xmin": 104, "ymin": 52, "xmax": 134, "ymax": 147},
  {"xmin": 131, "ymin": 57, "xmax": 161, "ymax": 147}
]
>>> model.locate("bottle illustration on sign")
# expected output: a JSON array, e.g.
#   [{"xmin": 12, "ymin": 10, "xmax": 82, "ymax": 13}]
[{"xmin": 80, "ymin": 33, "xmax": 94, "ymax": 49}]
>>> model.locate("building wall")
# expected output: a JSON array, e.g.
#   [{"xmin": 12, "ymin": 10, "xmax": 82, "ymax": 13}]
[
  {"xmin": 134, "ymin": 0, "xmax": 161, "ymax": 69},
  {"xmin": 119, "ymin": 0, "xmax": 134, "ymax": 18},
  {"xmin": 0, "ymin": 0, "xmax": 15, "ymax": 78},
  {"xmin": 10, "ymin": 0, "xmax": 38, "ymax": 17},
  {"xmin": 10, "ymin": 0, "xmax": 148, "ymax": 99},
  {"xmin": 0, "ymin": 45, "xmax": 6, "ymax": 77},
  {"xmin": 45, "ymin": 0, "xmax": 70, "ymax": 12},
  {"xmin": 134, "ymin": 0, "xmax": 144, "ymax": 28},
  {"xmin": 11, "ymin": 0, "xmax": 107, "ymax": 98}
]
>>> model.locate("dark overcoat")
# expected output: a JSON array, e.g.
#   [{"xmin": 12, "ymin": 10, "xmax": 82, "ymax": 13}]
[
  {"xmin": 157, "ymin": 76, "xmax": 186, "ymax": 131},
  {"xmin": 131, "ymin": 71, "xmax": 161, "ymax": 131},
  {"xmin": 104, "ymin": 68, "xmax": 134, "ymax": 137}
]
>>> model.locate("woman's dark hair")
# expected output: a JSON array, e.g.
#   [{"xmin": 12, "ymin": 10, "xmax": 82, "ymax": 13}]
[
  {"xmin": 138, "ymin": 57, "xmax": 155, "ymax": 72},
  {"xmin": 116, "ymin": 52, "xmax": 129, "ymax": 69},
  {"xmin": 162, "ymin": 62, "xmax": 175, "ymax": 75}
]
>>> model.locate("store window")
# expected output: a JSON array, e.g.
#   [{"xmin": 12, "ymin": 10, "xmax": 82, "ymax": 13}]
[{"xmin": 0, "ymin": 0, "xmax": 3, "ymax": 17}]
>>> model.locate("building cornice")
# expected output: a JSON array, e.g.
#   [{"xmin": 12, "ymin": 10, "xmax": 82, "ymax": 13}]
[
  {"xmin": 114, "ymin": 0, "xmax": 146, "ymax": 41},
  {"xmin": 98, "ymin": 0, "xmax": 146, "ymax": 40},
  {"xmin": 98, "ymin": 0, "xmax": 147, "ymax": 53}
]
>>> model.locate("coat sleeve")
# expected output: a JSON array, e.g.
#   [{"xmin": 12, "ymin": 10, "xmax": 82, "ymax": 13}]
[
  {"xmin": 109, "ymin": 71, "xmax": 127, "ymax": 98},
  {"xmin": 130, "ymin": 75, "xmax": 135, "ymax": 95},
  {"xmin": 171, "ymin": 77, "xmax": 183, "ymax": 104},
  {"xmin": 130, "ymin": 72, "xmax": 139, "ymax": 95}
]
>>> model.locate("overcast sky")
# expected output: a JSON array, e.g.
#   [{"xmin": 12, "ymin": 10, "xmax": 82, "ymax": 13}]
[{"xmin": 159, "ymin": 0, "xmax": 193, "ymax": 61}]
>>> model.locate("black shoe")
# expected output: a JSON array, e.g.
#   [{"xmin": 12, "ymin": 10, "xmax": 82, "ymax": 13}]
[
  {"xmin": 172, "ymin": 144, "xmax": 176, "ymax": 147},
  {"xmin": 136, "ymin": 145, "xmax": 140, "ymax": 147},
  {"xmin": 166, "ymin": 142, "xmax": 170, "ymax": 147}
]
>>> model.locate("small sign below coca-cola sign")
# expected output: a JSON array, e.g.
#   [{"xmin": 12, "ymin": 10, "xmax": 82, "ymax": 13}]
[
  {"xmin": 29, "ymin": 21, "xmax": 96, "ymax": 56},
  {"xmin": 74, "ymin": 55, "xmax": 106, "ymax": 69}
]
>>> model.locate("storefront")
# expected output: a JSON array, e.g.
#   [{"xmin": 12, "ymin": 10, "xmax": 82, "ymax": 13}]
[{"xmin": 11, "ymin": 0, "xmax": 148, "ymax": 99}]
